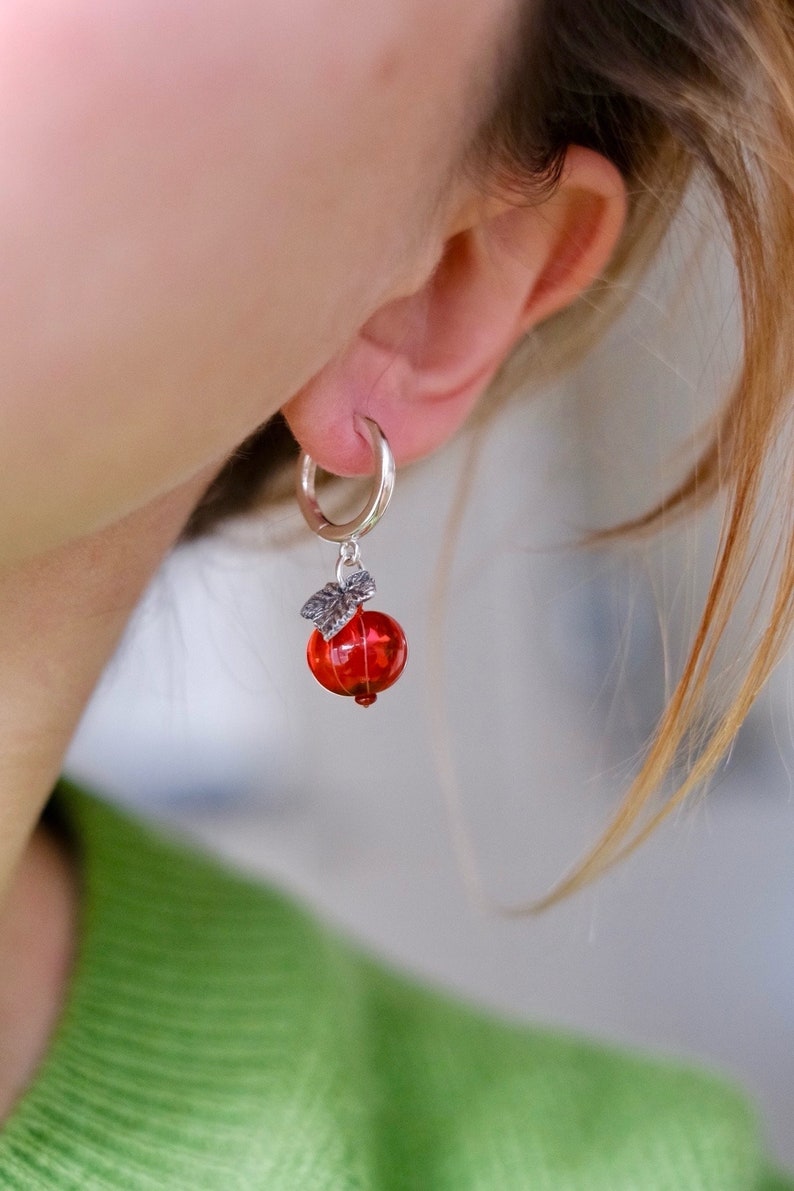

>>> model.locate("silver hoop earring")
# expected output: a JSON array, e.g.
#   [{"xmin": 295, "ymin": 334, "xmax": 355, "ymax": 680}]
[
  {"xmin": 297, "ymin": 418, "xmax": 407, "ymax": 707},
  {"xmin": 296, "ymin": 416, "xmax": 395, "ymax": 544}
]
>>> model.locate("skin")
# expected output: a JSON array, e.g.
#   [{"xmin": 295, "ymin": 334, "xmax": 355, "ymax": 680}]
[
  {"xmin": 0, "ymin": 0, "xmax": 500, "ymax": 561},
  {"xmin": 0, "ymin": 0, "xmax": 627, "ymax": 1120}
]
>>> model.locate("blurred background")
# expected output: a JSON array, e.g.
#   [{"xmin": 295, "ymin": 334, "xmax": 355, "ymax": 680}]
[{"xmin": 65, "ymin": 191, "xmax": 794, "ymax": 1169}]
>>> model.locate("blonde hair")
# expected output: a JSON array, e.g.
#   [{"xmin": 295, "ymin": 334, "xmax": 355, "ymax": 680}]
[{"xmin": 480, "ymin": 0, "xmax": 794, "ymax": 905}]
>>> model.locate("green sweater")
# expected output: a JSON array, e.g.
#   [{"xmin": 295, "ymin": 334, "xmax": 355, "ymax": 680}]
[{"xmin": 0, "ymin": 783, "xmax": 788, "ymax": 1190}]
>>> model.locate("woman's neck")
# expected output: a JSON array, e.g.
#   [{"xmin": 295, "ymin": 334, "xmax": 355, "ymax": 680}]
[
  {"xmin": 0, "ymin": 469, "xmax": 218, "ymax": 1117},
  {"xmin": 0, "ymin": 823, "xmax": 77, "ymax": 1120}
]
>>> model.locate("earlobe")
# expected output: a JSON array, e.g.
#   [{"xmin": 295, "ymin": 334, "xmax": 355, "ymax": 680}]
[
  {"xmin": 280, "ymin": 334, "xmax": 419, "ymax": 478},
  {"xmin": 282, "ymin": 225, "xmax": 525, "ymax": 477},
  {"xmin": 282, "ymin": 145, "xmax": 627, "ymax": 477}
]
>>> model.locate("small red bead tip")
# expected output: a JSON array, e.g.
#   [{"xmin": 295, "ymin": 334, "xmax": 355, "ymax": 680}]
[{"xmin": 307, "ymin": 608, "xmax": 407, "ymax": 705}]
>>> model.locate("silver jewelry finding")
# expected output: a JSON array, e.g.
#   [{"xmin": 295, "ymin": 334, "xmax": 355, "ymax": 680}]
[
  {"xmin": 300, "ymin": 568, "xmax": 376, "ymax": 640},
  {"xmin": 296, "ymin": 417, "xmax": 395, "ymax": 543}
]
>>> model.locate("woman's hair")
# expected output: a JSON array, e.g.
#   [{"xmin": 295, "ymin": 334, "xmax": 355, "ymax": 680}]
[{"xmin": 187, "ymin": 0, "xmax": 794, "ymax": 905}]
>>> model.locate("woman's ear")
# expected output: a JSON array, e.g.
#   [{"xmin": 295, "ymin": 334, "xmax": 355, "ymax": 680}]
[{"xmin": 282, "ymin": 146, "xmax": 627, "ymax": 476}]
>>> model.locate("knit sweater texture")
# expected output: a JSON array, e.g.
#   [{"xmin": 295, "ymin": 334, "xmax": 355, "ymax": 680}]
[{"xmin": 0, "ymin": 782, "xmax": 789, "ymax": 1190}]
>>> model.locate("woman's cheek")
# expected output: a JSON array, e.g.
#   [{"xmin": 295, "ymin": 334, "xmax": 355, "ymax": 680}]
[
  {"xmin": 0, "ymin": 3, "xmax": 421, "ymax": 557},
  {"xmin": 0, "ymin": 0, "xmax": 485, "ymax": 561},
  {"xmin": 0, "ymin": 0, "xmax": 412, "ymax": 377}
]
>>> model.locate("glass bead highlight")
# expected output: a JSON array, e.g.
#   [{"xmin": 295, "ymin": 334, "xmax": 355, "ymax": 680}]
[{"xmin": 306, "ymin": 607, "xmax": 408, "ymax": 706}]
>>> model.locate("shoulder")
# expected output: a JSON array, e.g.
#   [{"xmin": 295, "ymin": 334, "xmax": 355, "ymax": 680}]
[{"xmin": 355, "ymin": 953, "xmax": 771, "ymax": 1189}]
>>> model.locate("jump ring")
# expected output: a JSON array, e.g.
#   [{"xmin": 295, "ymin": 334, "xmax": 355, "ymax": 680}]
[{"xmin": 296, "ymin": 418, "xmax": 395, "ymax": 543}]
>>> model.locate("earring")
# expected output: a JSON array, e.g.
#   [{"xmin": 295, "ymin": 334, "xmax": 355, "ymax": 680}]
[{"xmin": 297, "ymin": 418, "xmax": 408, "ymax": 707}]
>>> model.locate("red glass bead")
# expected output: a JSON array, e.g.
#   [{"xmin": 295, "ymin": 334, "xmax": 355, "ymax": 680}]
[{"xmin": 306, "ymin": 607, "xmax": 408, "ymax": 706}]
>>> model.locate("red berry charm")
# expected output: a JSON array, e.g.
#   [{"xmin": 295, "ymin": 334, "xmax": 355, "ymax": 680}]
[
  {"xmin": 300, "ymin": 562, "xmax": 408, "ymax": 707},
  {"xmin": 306, "ymin": 607, "xmax": 407, "ymax": 706}
]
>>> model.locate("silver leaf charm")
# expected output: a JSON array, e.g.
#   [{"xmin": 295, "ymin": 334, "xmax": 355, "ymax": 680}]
[{"xmin": 300, "ymin": 569, "xmax": 376, "ymax": 640}]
